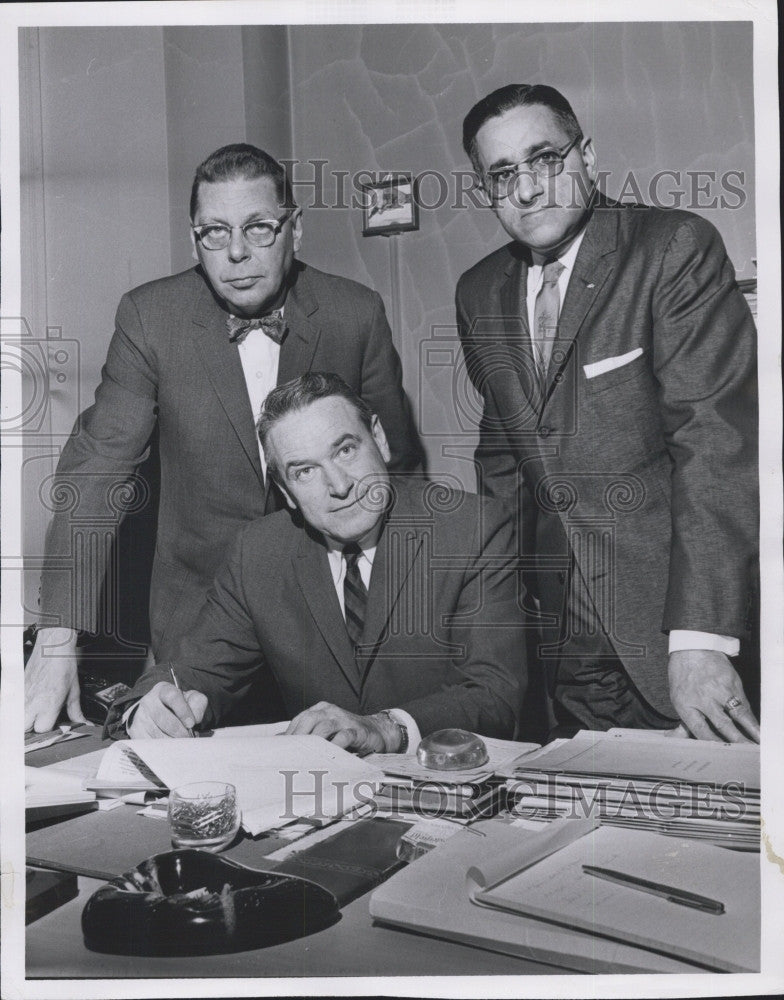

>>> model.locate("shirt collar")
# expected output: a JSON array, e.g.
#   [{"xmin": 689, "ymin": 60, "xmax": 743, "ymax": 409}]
[{"xmin": 529, "ymin": 227, "xmax": 586, "ymax": 274}]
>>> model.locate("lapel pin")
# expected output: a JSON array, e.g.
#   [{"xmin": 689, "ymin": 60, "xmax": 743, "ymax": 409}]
[{"xmin": 585, "ymin": 281, "xmax": 595, "ymax": 289}]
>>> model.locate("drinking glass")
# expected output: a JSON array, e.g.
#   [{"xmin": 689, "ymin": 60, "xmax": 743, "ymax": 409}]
[{"xmin": 167, "ymin": 781, "xmax": 240, "ymax": 852}]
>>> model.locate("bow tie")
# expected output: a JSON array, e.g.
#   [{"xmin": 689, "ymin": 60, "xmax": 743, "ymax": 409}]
[{"xmin": 226, "ymin": 311, "xmax": 287, "ymax": 345}]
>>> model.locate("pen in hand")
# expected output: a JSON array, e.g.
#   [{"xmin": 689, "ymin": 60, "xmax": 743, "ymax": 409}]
[{"xmin": 168, "ymin": 665, "xmax": 196, "ymax": 738}]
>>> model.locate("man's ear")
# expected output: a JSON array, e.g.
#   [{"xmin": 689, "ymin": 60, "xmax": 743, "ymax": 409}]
[
  {"xmin": 370, "ymin": 414, "xmax": 391, "ymax": 465},
  {"xmin": 291, "ymin": 207, "xmax": 303, "ymax": 254},
  {"xmin": 189, "ymin": 227, "xmax": 199, "ymax": 263},
  {"xmin": 580, "ymin": 137, "xmax": 597, "ymax": 184}
]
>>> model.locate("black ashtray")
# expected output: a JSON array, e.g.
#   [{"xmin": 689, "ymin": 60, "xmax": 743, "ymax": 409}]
[{"xmin": 82, "ymin": 849, "xmax": 340, "ymax": 955}]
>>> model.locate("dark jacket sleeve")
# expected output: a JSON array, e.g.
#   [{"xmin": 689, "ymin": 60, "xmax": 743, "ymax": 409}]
[
  {"xmin": 39, "ymin": 292, "xmax": 159, "ymax": 633},
  {"xmin": 651, "ymin": 217, "xmax": 758, "ymax": 635},
  {"xmin": 105, "ymin": 525, "xmax": 266, "ymax": 737},
  {"xmin": 360, "ymin": 290, "xmax": 424, "ymax": 473}
]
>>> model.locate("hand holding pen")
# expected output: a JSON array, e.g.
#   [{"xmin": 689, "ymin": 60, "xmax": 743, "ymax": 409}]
[
  {"xmin": 126, "ymin": 666, "xmax": 208, "ymax": 740},
  {"xmin": 169, "ymin": 665, "xmax": 196, "ymax": 738}
]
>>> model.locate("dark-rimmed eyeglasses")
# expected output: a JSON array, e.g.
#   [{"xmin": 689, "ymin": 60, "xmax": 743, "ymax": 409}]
[
  {"xmin": 192, "ymin": 210, "xmax": 294, "ymax": 251},
  {"xmin": 484, "ymin": 136, "xmax": 582, "ymax": 200}
]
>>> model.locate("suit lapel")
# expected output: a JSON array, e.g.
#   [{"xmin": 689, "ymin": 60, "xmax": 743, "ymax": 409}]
[
  {"xmin": 292, "ymin": 524, "xmax": 361, "ymax": 698},
  {"xmin": 190, "ymin": 273, "xmax": 264, "ymax": 488},
  {"xmin": 357, "ymin": 483, "xmax": 425, "ymax": 685},
  {"xmin": 542, "ymin": 204, "xmax": 618, "ymax": 407},
  {"xmin": 277, "ymin": 264, "xmax": 323, "ymax": 387}
]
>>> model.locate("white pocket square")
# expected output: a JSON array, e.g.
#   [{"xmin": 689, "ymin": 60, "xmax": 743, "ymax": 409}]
[{"xmin": 583, "ymin": 348, "xmax": 643, "ymax": 380}]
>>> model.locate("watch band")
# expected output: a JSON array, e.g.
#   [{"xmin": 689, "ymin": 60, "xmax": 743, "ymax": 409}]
[{"xmin": 376, "ymin": 710, "xmax": 409, "ymax": 753}]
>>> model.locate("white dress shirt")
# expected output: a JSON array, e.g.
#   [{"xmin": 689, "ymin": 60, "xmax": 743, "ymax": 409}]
[
  {"xmin": 326, "ymin": 540, "xmax": 422, "ymax": 750},
  {"xmin": 526, "ymin": 231, "xmax": 738, "ymax": 658},
  {"xmin": 234, "ymin": 321, "xmax": 281, "ymax": 477}
]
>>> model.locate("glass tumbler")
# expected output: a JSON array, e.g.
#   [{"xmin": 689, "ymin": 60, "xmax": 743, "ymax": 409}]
[{"xmin": 167, "ymin": 781, "xmax": 240, "ymax": 852}]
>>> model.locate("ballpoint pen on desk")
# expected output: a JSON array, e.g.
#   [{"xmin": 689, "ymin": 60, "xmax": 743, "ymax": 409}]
[
  {"xmin": 582, "ymin": 864, "xmax": 725, "ymax": 914},
  {"xmin": 169, "ymin": 665, "xmax": 196, "ymax": 738}
]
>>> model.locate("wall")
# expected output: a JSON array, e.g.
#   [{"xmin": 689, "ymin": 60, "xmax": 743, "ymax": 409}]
[
  {"xmin": 286, "ymin": 21, "xmax": 756, "ymax": 489},
  {"xmin": 20, "ymin": 26, "xmax": 171, "ymax": 618}
]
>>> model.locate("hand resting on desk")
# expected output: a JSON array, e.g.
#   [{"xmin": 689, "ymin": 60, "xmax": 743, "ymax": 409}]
[
  {"xmin": 128, "ymin": 682, "xmax": 208, "ymax": 739},
  {"xmin": 286, "ymin": 701, "xmax": 403, "ymax": 754}
]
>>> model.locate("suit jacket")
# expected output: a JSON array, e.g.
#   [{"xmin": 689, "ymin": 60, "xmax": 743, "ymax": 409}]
[
  {"xmin": 108, "ymin": 478, "xmax": 524, "ymax": 739},
  {"xmin": 40, "ymin": 261, "xmax": 421, "ymax": 657},
  {"xmin": 456, "ymin": 198, "xmax": 758, "ymax": 716}
]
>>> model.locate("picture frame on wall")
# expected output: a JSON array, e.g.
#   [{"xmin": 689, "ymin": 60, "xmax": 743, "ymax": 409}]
[{"xmin": 361, "ymin": 173, "xmax": 419, "ymax": 236}]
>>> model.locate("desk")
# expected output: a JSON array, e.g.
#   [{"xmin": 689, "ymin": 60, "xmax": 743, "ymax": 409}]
[{"xmin": 25, "ymin": 737, "xmax": 564, "ymax": 979}]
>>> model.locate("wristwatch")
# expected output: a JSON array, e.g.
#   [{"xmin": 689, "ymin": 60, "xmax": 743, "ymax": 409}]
[{"xmin": 376, "ymin": 710, "xmax": 409, "ymax": 753}]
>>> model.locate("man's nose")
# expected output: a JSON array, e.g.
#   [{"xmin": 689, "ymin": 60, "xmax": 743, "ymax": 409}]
[
  {"xmin": 323, "ymin": 464, "xmax": 353, "ymax": 497},
  {"xmin": 512, "ymin": 169, "xmax": 544, "ymax": 206},
  {"xmin": 227, "ymin": 226, "xmax": 249, "ymax": 262}
]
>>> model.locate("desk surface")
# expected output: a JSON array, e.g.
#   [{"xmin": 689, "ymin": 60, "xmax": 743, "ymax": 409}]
[
  {"xmin": 25, "ymin": 735, "xmax": 564, "ymax": 980},
  {"xmin": 26, "ymin": 875, "xmax": 559, "ymax": 979}
]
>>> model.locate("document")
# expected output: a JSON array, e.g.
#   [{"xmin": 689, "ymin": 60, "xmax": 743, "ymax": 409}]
[
  {"xmin": 370, "ymin": 816, "xmax": 699, "ymax": 974},
  {"xmin": 470, "ymin": 821, "xmax": 760, "ymax": 972},
  {"xmin": 25, "ymin": 765, "xmax": 97, "ymax": 821},
  {"xmin": 508, "ymin": 729, "xmax": 760, "ymax": 789},
  {"xmin": 94, "ymin": 735, "xmax": 384, "ymax": 835}
]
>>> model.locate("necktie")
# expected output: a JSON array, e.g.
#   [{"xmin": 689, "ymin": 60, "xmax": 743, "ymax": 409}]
[
  {"xmin": 343, "ymin": 542, "xmax": 368, "ymax": 649},
  {"xmin": 226, "ymin": 310, "xmax": 287, "ymax": 345},
  {"xmin": 532, "ymin": 260, "xmax": 566, "ymax": 380}
]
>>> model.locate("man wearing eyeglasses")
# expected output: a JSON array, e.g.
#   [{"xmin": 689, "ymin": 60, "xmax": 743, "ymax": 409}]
[
  {"xmin": 26, "ymin": 143, "xmax": 421, "ymax": 733},
  {"xmin": 456, "ymin": 85, "xmax": 758, "ymax": 743}
]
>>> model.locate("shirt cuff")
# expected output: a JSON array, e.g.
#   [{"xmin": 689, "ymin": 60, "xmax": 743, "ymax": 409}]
[
  {"xmin": 121, "ymin": 702, "xmax": 140, "ymax": 734},
  {"xmin": 668, "ymin": 630, "xmax": 740, "ymax": 657},
  {"xmin": 388, "ymin": 708, "xmax": 421, "ymax": 754}
]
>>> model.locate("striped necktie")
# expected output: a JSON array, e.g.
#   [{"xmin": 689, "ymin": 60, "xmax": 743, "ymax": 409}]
[
  {"xmin": 532, "ymin": 259, "xmax": 566, "ymax": 380},
  {"xmin": 343, "ymin": 543, "xmax": 368, "ymax": 648}
]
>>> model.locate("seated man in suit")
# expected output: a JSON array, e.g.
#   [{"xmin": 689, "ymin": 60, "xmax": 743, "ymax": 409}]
[
  {"xmin": 108, "ymin": 373, "xmax": 525, "ymax": 752},
  {"xmin": 26, "ymin": 142, "xmax": 422, "ymax": 734}
]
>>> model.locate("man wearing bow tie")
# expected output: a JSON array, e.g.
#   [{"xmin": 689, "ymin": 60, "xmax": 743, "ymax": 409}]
[
  {"xmin": 456, "ymin": 85, "xmax": 758, "ymax": 742},
  {"xmin": 26, "ymin": 144, "xmax": 421, "ymax": 733},
  {"xmin": 108, "ymin": 373, "xmax": 522, "ymax": 749}
]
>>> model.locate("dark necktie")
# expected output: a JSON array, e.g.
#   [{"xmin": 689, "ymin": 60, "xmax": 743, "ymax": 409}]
[
  {"xmin": 343, "ymin": 543, "xmax": 368, "ymax": 648},
  {"xmin": 532, "ymin": 260, "xmax": 566, "ymax": 380},
  {"xmin": 226, "ymin": 310, "xmax": 287, "ymax": 345}
]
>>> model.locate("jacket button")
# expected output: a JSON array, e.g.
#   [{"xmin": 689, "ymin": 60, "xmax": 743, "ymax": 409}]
[
  {"xmin": 557, "ymin": 571, "xmax": 567, "ymax": 584},
  {"xmin": 538, "ymin": 426, "xmax": 551, "ymax": 437}
]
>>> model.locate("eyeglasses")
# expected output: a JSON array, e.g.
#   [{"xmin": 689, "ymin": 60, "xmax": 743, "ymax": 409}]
[
  {"xmin": 484, "ymin": 136, "xmax": 582, "ymax": 200},
  {"xmin": 192, "ymin": 210, "xmax": 294, "ymax": 251}
]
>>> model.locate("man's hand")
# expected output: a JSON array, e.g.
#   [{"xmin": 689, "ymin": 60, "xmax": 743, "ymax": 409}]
[
  {"xmin": 128, "ymin": 682, "xmax": 208, "ymax": 739},
  {"xmin": 25, "ymin": 628, "xmax": 87, "ymax": 732},
  {"xmin": 286, "ymin": 701, "xmax": 403, "ymax": 755},
  {"xmin": 668, "ymin": 649, "xmax": 759, "ymax": 743}
]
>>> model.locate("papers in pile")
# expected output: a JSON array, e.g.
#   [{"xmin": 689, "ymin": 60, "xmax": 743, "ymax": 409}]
[
  {"xmin": 90, "ymin": 727, "xmax": 384, "ymax": 836},
  {"xmin": 368, "ymin": 736, "xmax": 538, "ymax": 821},
  {"xmin": 500, "ymin": 729, "xmax": 760, "ymax": 851}
]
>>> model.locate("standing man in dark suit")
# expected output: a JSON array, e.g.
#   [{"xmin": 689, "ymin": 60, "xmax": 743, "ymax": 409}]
[
  {"xmin": 109, "ymin": 373, "xmax": 523, "ymax": 750},
  {"xmin": 456, "ymin": 84, "xmax": 758, "ymax": 742},
  {"xmin": 26, "ymin": 144, "xmax": 421, "ymax": 733}
]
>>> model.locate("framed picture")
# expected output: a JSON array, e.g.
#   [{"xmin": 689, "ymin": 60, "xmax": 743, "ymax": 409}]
[{"xmin": 361, "ymin": 173, "xmax": 419, "ymax": 236}]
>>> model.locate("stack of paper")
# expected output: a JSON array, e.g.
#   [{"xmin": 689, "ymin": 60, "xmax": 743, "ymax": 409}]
[
  {"xmin": 91, "ymin": 733, "xmax": 384, "ymax": 836},
  {"xmin": 501, "ymin": 730, "xmax": 760, "ymax": 850},
  {"xmin": 369, "ymin": 736, "xmax": 538, "ymax": 820},
  {"xmin": 467, "ymin": 818, "xmax": 759, "ymax": 972},
  {"xmin": 25, "ymin": 765, "xmax": 97, "ymax": 822},
  {"xmin": 371, "ymin": 816, "xmax": 726, "ymax": 973}
]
